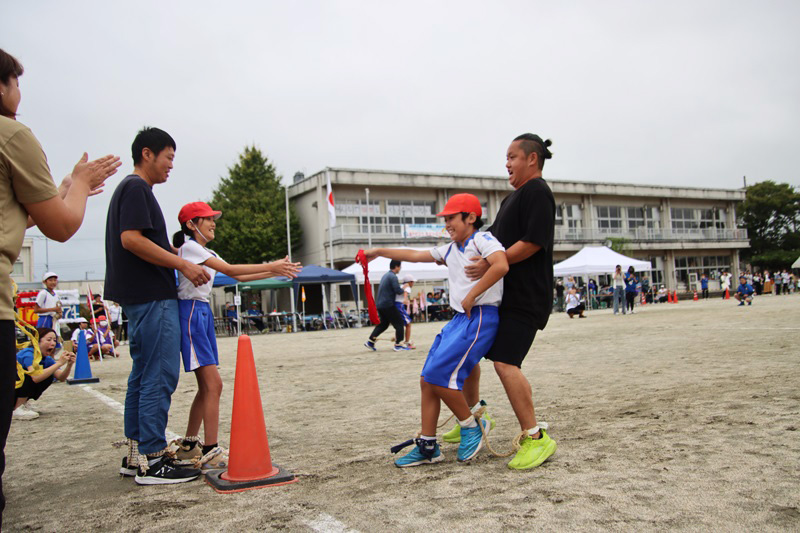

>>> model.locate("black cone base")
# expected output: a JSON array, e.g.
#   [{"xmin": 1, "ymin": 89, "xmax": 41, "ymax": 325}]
[
  {"xmin": 205, "ymin": 463, "xmax": 297, "ymax": 493},
  {"xmin": 67, "ymin": 377, "xmax": 100, "ymax": 385}
]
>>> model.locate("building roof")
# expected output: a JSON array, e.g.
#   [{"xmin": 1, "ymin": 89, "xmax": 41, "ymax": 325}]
[{"xmin": 289, "ymin": 167, "xmax": 746, "ymax": 201}]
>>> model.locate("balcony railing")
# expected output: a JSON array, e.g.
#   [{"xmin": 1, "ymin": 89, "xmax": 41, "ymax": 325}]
[
  {"xmin": 553, "ymin": 227, "xmax": 748, "ymax": 242},
  {"xmin": 328, "ymin": 224, "xmax": 748, "ymax": 243}
]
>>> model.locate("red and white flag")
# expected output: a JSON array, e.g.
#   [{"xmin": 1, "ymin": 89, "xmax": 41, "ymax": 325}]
[{"xmin": 326, "ymin": 172, "xmax": 336, "ymax": 227}]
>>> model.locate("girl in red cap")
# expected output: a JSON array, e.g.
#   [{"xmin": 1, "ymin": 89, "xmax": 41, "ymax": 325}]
[{"xmin": 170, "ymin": 202, "xmax": 301, "ymax": 470}]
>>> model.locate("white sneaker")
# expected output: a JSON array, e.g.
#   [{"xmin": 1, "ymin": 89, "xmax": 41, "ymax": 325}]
[
  {"xmin": 25, "ymin": 400, "xmax": 40, "ymax": 413},
  {"xmin": 13, "ymin": 405, "xmax": 39, "ymax": 420}
]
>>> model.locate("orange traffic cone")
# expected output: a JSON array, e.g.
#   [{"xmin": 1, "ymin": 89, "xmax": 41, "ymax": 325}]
[
  {"xmin": 693, "ymin": 290, "xmax": 699, "ymax": 301},
  {"xmin": 667, "ymin": 291, "xmax": 673, "ymax": 304},
  {"xmin": 673, "ymin": 291, "xmax": 679, "ymax": 303},
  {"xmin": 724, "ymin": 288, "xmax": 730, "ymax": 299},
  {"xmin": 640, "ymin": 292, "xmax": 646, "ymax": 306},
  {"xmin": 206, "ymin": 335, "xmax": 297, "ymax": 493}
]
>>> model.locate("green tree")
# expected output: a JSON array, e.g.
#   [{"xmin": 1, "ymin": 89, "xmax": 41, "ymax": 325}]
[
  {"xmin": 607, "ymin": 237, "xmax": 630, "ymax": 255},
  {"xmin": 738, "ymin": 181, "xmax": 800, "ymax": 256},
  {"xmin": 208, "ymin": 146, "xmax": 302, "ymax": 264}
]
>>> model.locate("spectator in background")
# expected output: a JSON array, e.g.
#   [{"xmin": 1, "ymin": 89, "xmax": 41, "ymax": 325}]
[
  {"xmin": 641, "ymin": 274, "xmax": 651, "ymax": 303},
  {"xmin": 612, "ymin": 265, "xmax": 626, "ymax": 315},
  {"xmin": 564, "ymin": 275, "xmax": 575, "ymax": 292},
  {"xmin": 13, "ymin": 328, "xmax": 76, "ymax": 420},
  {"xmin": 34, "ymin": 272, "xmax": 61, "ymax": 329},
  {"xmin": 624, "ymin": 266, "xmax": 638, "ymax": 314},
  {"xmin": 700, "ymin": 273, "xmax": 709, "ymax": 299},
  {"xmin": 70, "ymin": 318, "xmax": 93, "ymax": 348},
  {"xmin": 763, "ymin": 270, "xmax": 772, "ymax": 294},
  {"xmin": 773, "ymin": 270, "xmax": 782, "ymax": 295},
  {"xmin": 108, "ymin": 301, "xmax": 124, "ymax": 343},
  {"xmin": 782, "ymin": 270, "xmax": 790, "ymax": 294},
  {"xmin": 657, "ymin": 285, "xmax": 669, "ymax": 303},
  {"xmin": 565, "ymin": 287, "xmax": 586, "ymax": 319},
  {"xmin": 720, "ymin": 270, "xmax": 733, "ymax": 298},
  {"xmin": 752, "ymin": 272, "xmax": 763, "ymax": 295},
  {"xmin": 91, "ymin": 293, "xmax": 108, "ymax": 319},
  {"xmin": 555, "ymin": 279, "xmax": 564, "ymax": 312},
  {"xmin": 246, "ymin": 302, "xmax": 265, "ymax": 333},
  {"xmin": 734, "ymin": 276, "xmax": 755, "ymax": 306}
]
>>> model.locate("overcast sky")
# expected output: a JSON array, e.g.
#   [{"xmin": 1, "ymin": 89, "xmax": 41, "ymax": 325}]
[{"xmin": 6, "ymin": 1, "xmax": 799, "ymax": 280}]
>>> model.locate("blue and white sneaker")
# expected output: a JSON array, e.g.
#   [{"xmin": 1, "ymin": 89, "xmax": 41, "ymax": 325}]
[
  {"xmin": 393, "ymin": 344, "xmax": 411, "ymax": 352},
  {"xmin": 394, "ymin": 438, "xmax": 443, "ymax": 467},
  {"xmin": 364, "ymin": 339, "xmax": 376, "ymax": 351},
  {"xmin": 457, "ymin": 418, "xmax": 490, "ymax": 462}
]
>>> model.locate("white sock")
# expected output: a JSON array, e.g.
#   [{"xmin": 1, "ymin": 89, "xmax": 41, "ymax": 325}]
[
  {"xmin": 419, "ymin": 435, "xmax": 436, "ymax": 441},
  {"xmin": 470, "ymin": 401, "xmax": 482, "ymax": 412},
  {"xmin": 147, "ymin": 457, "xmax": 161, "ymax": 466},
  {"xmin": 458, "ymin": 416, "xmax": 478, "ymax": 429},
  {"xmin": 528, "ymin": 426, "xmax": 541, "ymax": 438}
]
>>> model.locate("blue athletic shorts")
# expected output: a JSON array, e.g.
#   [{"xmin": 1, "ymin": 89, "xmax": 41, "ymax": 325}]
[
  {"xmin": 178, "ymin": 300, "xmax": 219, "ymax": 372},
  {"xmin": 421, "ymin": 305, "xmax": 499, "ymax": 390},
  {"xmin": 394, "ymin": 302, "xmax": 412, "ymax": 325},
  {"xmin": 36, "ymin": 315, "xmax": 54, "ymax": 329}
]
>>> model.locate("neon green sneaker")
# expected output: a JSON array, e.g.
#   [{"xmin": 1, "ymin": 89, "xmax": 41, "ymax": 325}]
[
  {"xmin": 442, "ymin": 405, "xmax": 496, "ymax": 444},
  {"xmin": 507, "ymin": 429, "xmax": 556, "ymax": 470}
]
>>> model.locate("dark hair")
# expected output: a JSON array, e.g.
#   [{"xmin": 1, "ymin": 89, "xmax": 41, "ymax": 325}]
[
  {"xmin": 514, "ymin": 133, "xmax": 553, "ymax": 170},
  {"xmin": 0, "ymin": 49, "xmax": 24, "ymax": 118},
  {"xmin": 132, "ymin": 127, "xmax": 176, "ymax": 166},
  {"xmin": 172, "ymin": 219, "xmax": 199, "ymax": 248},
  {"xmin": 389, "ymin": 259, "xmax": 401, "ymax": 270},
  {"xmin": 628, "ymin": 266, "xmax": 635, "ymax": 274},
  {"xmin": 459, "ymin": 212, "xmax": 484, "ymax": 230},
  {"xmin": 36, "ymin": 327, "xmax": 56, "ymax": 340}
]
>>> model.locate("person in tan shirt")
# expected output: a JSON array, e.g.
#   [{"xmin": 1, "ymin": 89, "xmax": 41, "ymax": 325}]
[{"xmin": 0, "ymin": 48, "xmax": 120, "ymax": 527}]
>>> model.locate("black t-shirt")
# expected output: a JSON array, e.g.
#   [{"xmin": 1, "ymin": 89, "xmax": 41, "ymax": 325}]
[
  {"xmin": 104, "ymin": 175, "xmax": 177, "ymax": 305},
  {"xmin": 488, "ymin": 177, "xmax": 555, "ymax": 329}
]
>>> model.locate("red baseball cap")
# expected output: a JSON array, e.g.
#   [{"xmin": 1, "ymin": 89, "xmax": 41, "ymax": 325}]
[
  {"xmin": 178, "ymin": 202, "xmax": 222, "ymax": 224},
  {"xmin": 436, "ymin": 193, "xmax": 482, "ymax": 217}
]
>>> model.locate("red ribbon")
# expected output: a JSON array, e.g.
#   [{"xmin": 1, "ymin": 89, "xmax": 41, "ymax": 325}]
[{"xmin": 355, "ymin": 250, "xmax": 380, "ymax": 325}]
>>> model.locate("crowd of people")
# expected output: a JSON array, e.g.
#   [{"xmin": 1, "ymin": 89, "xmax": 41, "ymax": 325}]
[{"xmin": 552, "ymin": 265, "xmax": 797, "ymax": 318}]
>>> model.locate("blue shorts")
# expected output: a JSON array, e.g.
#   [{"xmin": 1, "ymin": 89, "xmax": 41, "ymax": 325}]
[
  {"xmin": 394, "ymin": 302, "xmax": 411, "ymax": 325},
  {"xmin": 421, "ymin": 306, "xmax": 499, "ymax": 390},
  {"xmin": 36, "ymin": 315, "xmax": 54, "ymax": 329},
  {"xmin": 179, "ymin": 300, "xmax": 219, "ymax": 372}
]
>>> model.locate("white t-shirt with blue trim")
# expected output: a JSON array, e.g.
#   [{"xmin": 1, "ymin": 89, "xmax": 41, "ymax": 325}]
[
  {"xmin": 429, "ymin": 231, "xmax": 505, "ymax": 314},
  {"xmin": 177, "ymin": 240, "xmax": 221, "ymax": 302}
]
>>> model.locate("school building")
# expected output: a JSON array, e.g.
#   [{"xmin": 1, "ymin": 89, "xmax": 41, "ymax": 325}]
[{"xmin": 288, "ymin": 168, "xmax": 749, "ymax": 292}]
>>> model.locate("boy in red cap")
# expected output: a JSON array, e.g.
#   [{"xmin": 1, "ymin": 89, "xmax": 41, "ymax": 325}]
[
  {"xmin": 169, "ymin": 201, "xmax": 301, "ymax": 470},
  {"xmin": 364, "ymin": 193, "xmax": 509, "ymax": 466}
]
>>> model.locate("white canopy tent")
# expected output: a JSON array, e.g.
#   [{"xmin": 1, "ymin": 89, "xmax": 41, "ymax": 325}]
[
  {"xmin": 792, "ymin": 255, "xmax": 800, "ymax": 269},
  {"xmin": 554, "ymin": 246, "xmax": 653, "ymax": 278}
]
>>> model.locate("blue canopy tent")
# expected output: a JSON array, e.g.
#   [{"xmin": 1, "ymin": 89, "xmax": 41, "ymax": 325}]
[{"xmin": 275, "ymin": 265, "xmax": 358, "ymax": 330}]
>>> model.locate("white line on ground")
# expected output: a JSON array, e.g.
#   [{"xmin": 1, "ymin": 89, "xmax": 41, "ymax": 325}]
[
  {"xmin": 79, "ymin": 387, "xmax": 354, "ymax": 531},
  {"xmin": 305, "ymin": 513, "xmax": 359, "ymax": 533},
  {"xmin": 77, "ymin": 384, "xmax": 180, "ymax": 441}
]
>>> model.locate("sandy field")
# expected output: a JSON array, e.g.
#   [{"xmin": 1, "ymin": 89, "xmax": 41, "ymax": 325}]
[{"xmin": 4, "ymin": 293, "xmax": 799, "ymax": 532}]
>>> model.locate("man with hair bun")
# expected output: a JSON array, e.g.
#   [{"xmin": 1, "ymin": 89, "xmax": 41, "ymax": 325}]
[{"xmin": 462, "ymin": 133, "xmax": 557, "ymax": 470}]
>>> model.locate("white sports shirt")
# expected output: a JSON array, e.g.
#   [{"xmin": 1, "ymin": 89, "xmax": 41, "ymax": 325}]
[
  {"xmin": 177, "ymin": 240, "xmax": 221, "ymax": 302},
  {"xmin": 35, "ymin": 289, "xmax": 59, "ymax": 317},
  {"xmin": 429, "ymin": 231, "xmax": 505, "ymax": 314}
]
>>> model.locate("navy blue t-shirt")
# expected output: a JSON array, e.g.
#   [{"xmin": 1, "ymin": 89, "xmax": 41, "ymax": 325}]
[{"xmin": 104, "ymin": 175, "xmax": 178, "ymax": 305}]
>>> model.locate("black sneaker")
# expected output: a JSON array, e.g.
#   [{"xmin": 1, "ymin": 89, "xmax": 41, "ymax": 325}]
[
  {"xmin": 134, "ymin": 456, "xmax": 201, "ymax": 485},
  {"xmin": 120, "ymin": 457, "xmax": 138, "ymax": 477}
]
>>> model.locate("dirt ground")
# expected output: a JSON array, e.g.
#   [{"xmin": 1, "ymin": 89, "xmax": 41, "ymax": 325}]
[{"xmin": 5, "ymin": 294, "xmax": 799, "ymax": 532}]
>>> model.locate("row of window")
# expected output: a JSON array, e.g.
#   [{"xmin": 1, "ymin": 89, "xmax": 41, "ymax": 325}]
[
  {"xmin": 674, "ymin": 255, "xmax": 732, "ymax": 283},
  {"xmin": 336, "ymin": 199, "xmax": 489, "ymax": 229},
  {"xmin": 555, "ymin": 206, "xmax": 728, "ymax": 232}
]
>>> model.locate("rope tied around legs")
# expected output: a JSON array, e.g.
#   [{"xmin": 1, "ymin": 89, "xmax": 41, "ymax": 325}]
[{"xmin": 473, "ymin": 407, "xmax": 549, "ymax": 459}]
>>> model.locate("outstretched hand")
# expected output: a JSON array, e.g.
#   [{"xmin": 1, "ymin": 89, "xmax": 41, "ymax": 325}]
[
  {"xmin": 363, "ymin": 248, "xmax": 380, "ymax": 262},
  {"xmin": 271, "ymin": 256, "xmax": 302, "ymax": 279}
]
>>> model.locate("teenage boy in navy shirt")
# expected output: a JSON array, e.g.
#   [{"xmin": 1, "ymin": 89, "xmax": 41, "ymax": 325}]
[
  {"xmin": 734, "ymin": 276, "xmax": 754, "ymax": 306},
  {"xmin": 104, "ymin": 127, "xmax": 209, "ymax": 485}
]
